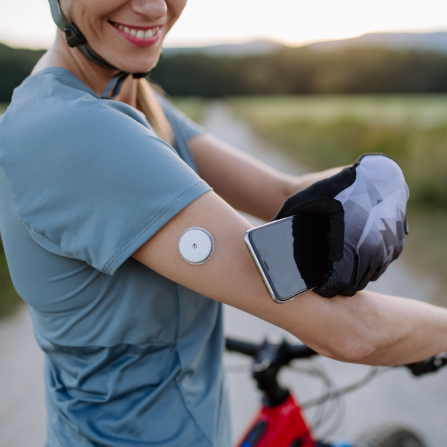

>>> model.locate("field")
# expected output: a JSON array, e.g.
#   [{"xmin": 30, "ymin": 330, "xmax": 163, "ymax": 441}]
[
  {"xmin": 228, "ymin": 95, "xmax": 447, "ymax": 300},
  {"xmin": 172, "ymin": 97, "xmax": 206, "ymax": 123}
]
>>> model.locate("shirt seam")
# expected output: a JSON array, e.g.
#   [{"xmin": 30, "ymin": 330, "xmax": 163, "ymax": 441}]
[
  {"xmin": 174, "ymin": 365, "xmax": 214, "ymax": 447},
  {"xmin": 23, "ymin": 223, "xmax": 78, "ymax": 259},
  {"xmin": 172, "ymin": 286, "xmax": 214, "ymax": 446}
]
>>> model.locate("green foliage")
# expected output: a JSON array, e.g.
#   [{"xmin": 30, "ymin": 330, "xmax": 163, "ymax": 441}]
[
  {"xmin": 0, "ymin": 238, "xmax": 22, "ymax": 317},
  {"xmin": 0, "ymin": 103, "xmax": 8, "ymax": 115},
  {"xmin": 152, "ymin": 47, "xmax": 447, "ymax": 96},
  {"xmin": 172, "ymin": 97, "xmax": 206, "ymax": 123},
  {"xmin": 3, "ymin": 41, "xmax": 447, "ymax": 99},
  {"xmin": 0, "ymin": 43, "xmax": 45, "ymax": 102}
]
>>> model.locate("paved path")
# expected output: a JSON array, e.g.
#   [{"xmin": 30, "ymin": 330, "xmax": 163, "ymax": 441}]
[
  {"xmin": 0, "ymin": 101, "xmax": 446, "ymax": 447},
  {"xmin": 0, "ymin": 306, "xmax": 46, "ymax": 446},
  {"xmin": 202, "ymin": 102, "xmax": 447, "ymax": 446}
]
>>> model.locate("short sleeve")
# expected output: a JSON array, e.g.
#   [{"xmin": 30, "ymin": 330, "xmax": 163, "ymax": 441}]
[{"xmin": 2, "ymin": 97, "xmax": 211, "ymax": 275}]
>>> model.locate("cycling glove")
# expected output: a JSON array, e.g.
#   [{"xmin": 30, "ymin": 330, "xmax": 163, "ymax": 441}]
[{"xmin": 275, "ymin": 154, "xmax": 409, "ymax": 298}]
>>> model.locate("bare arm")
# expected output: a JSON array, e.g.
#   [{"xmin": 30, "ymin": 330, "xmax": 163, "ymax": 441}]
[
  {"xmin": 133, "ymin": 191, "xmax": 447, "ymax": 366},
  {"xmin": 189, "ymin": 133, "xmax": 341, "ymax": 221}
]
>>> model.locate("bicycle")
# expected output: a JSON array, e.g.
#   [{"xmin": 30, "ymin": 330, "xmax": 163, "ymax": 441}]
[{"xmin": 225, "ymin": 337, "xmax": 447, "ymax": 447}]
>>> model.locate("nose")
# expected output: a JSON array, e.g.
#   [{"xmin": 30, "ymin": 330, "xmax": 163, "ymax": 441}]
[{"xmin": 130, "ymin": 0, "xmax": 167, "ymax": 20}]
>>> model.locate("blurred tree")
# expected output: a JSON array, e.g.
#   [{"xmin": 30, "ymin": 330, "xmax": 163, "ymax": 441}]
[
  {"xmin": 0, "ymin": 43, "xmax": 45, "ymax": 102},
  {"xmin": 3, "ymin": 42, "xmax": 447, "ymax": 100}
]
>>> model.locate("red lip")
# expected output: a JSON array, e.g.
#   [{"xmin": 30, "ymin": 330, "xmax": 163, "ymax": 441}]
[{"xmin": 109, "ymin": 21, "xmax": 163, "ymax": 48}]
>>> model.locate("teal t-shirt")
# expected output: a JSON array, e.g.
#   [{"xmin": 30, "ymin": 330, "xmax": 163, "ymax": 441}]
[{"xmin": 0, "ymin": 68, "xmax": 231, "ymax": 447}]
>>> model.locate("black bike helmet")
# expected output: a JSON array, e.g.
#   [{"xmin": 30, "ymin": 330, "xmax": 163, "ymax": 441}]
[{"xmin": 48, "ymin": 0, "xmax": 152, "ymax": 98}]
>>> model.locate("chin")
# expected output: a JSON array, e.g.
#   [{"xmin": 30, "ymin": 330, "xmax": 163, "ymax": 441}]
[{"xmin": 118, "ymin": 55, "xmax": 160, "ymax": 74}]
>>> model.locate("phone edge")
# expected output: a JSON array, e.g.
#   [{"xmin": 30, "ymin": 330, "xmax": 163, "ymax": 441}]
[{"xmin": 244, "ymin": 231, "xmax": 287, "ymax": 305}]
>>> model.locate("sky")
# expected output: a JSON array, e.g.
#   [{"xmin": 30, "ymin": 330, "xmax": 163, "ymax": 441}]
[{"xmin": 1, "ymin": 0, "xmax": 447, "ymax": 50}]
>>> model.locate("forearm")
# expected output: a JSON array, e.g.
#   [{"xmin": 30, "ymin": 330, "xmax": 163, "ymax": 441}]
[
  {"xmin": 190, "ymin": 133, "xmax": 343, "ymax": 220},
  {"xmin": 282, "ymin": 290, "xmax": 447, "ymax": 366}
]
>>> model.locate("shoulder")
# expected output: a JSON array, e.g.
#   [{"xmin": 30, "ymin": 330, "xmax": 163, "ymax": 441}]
[{"xmin": 1, "ymin": 69, "xmax": 169, "ymax": 165}]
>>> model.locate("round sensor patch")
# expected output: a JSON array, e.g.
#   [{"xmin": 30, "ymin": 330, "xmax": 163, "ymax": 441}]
[{"xmin": 178, "ymin": 227, "xmax": 215, "ymax": 265}]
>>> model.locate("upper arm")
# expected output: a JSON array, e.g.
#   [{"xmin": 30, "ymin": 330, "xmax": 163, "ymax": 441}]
[
  {"xmin": 133, "ymin": 191, "xmax": 264, "ymax": 311},
  {"xmin": 132, "ymin": 190, "xmax": 340, "ymax": 357}
]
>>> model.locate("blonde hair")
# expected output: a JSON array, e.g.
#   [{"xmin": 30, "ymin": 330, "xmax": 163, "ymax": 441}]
[{"xmin": 136, "ymin": 78, "xmax": 173, "ymax": 144}]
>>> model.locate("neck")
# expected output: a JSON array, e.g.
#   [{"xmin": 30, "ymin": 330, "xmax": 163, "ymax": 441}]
[{"xmin": 33, "ymin": 31, "xmax": 137, "ymax": 106}]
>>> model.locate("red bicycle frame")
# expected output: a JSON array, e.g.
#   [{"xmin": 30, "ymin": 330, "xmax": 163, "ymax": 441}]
[{"xmin": 235, "ymin": 392, "xmax": 315, "ymax": 447}]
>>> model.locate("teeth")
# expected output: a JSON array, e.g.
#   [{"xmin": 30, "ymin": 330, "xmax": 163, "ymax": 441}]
[{"xmin": 115, "ymin": 22, "xmax": 160, "ymax": 39}]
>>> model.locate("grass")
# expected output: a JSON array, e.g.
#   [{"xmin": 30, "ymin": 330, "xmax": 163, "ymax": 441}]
[
  {"xmin": 228, "ymin": 95, "xmax": 447, "ymax": 299},
  {"xmin": 172, "ymin": 97, "xmax": 206, "ymax": 124},
  {"xmin": 0, "ymin": 240, "xmax": 22, "ymax": 317}
]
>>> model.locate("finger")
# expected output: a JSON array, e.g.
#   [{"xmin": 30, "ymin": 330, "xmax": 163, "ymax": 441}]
[
  {"xmin": 340, "ymin": 253, "xmax": 360, "ymax": 296},
  {"xmin": 315, "ymin": 258, "xmax": 353, "ymax": 298},
  {"xmin": 370, "ymin": 263, "xmax": 387, "ymax": 282},
  {"xmin": 356, "ymin": 266, "xmax": 373, "ymax": 291}
]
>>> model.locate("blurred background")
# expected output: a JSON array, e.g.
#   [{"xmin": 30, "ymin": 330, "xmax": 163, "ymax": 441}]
[{"xmin": 1, "ymin": 0, "xmax": 447, "ymax": 446}]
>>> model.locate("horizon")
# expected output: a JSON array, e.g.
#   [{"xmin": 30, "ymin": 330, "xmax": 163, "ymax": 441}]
[
  {"xmin": 1, "ymin": 0, "xmax": 447, "ymax": 51},
  {"xmin": 4, "ymin": 29, "xmax": 447, "ymax": 53}
]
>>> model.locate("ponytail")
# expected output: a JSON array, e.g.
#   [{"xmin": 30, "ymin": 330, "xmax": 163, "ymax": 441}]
[{"xmin": 136, "ymin": 78, "xmax": 173, "ymax": 145}]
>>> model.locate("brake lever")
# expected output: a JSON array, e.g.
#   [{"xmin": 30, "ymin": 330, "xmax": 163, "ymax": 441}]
[{"xmin": 405, "ymin": 352, "xmax": 447, "ymax": 377}]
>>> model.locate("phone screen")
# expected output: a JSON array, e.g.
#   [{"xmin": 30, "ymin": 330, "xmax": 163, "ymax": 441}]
[{"xmin": 247, "ymin": 214, "xmax": 331, "ymax": 302}]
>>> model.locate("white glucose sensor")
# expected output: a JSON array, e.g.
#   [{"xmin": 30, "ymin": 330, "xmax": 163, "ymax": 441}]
[{"xmin": 178, "ymin": 227, "xmax": 215, "ymax": 265}]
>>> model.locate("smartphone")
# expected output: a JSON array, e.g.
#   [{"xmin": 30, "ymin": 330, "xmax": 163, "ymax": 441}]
[{"xmin": 245, "ymin": 214, "xmax": 331, "ymax": 304}]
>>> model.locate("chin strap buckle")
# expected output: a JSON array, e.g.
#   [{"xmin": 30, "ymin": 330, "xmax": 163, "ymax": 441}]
[{"xmin": 64, "ymin": 25, "xmax": 87, "ymax": 47}]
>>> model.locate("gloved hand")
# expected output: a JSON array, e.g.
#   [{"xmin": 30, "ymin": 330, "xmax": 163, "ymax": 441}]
[{"xmin": 274, "ymin": 154, "xmax": 409, "ymax": 298}]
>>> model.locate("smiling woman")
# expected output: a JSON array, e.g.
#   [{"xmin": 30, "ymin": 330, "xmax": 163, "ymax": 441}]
[{"xmin": 2, "ymin": 1, "xmax": 447, "ymax": 447}]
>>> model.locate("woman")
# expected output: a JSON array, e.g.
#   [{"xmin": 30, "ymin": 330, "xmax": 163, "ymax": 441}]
[{"xmin": 0, "ymin": 1, "xmax": 446, "ymax": 446}]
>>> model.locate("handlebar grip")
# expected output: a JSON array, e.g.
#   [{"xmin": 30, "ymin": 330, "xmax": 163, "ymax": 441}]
[
  {"xmin": 405, "ymin": 352, "xmax": 447, "ymax": 377},
  {"xmin": 225, "ymin": 337, "xmax": 318, "ymax": 360},
  {"xmin": 225, "ymin": 338, "xmax": 260, "ymax": 357},
  {"xmin": 287, "ymin": 344, "xmax": 318, "ymax": 359}
]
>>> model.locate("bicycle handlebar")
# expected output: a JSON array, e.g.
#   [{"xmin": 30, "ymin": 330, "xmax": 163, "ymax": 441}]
[
  {"xmin": 225, "ymin": 337, "xmax": 447, "ymax": 378},
  {"xmin": 225, "ymin": 337, "xmax": 317, "ymax": 361}
]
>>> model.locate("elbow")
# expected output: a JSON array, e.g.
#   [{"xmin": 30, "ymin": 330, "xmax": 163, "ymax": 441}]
[{"xmin": 322, "ymin": 332, "xmax": 379, "ymax": 364}]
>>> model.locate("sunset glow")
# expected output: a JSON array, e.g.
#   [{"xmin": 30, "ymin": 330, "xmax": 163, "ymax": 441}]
[{"xmin": 1, "ymin": 0, "xmax": 447, "ymax": 50}]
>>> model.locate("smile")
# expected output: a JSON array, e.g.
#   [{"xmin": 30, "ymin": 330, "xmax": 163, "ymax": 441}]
[{"xmin": 110, "ymin": 21, "xmax": 163, "ymax": 47}]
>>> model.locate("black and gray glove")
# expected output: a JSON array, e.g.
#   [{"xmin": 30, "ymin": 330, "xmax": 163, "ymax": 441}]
[{"xmin": 275, "ymin": 154, "xmax": 409, "ymax": 298}]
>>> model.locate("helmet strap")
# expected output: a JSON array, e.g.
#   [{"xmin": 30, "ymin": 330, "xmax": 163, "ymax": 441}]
[{"xmin": 48, "ymin": 0, "xmax": 151, "ymax": 99}]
